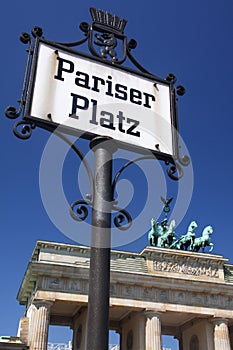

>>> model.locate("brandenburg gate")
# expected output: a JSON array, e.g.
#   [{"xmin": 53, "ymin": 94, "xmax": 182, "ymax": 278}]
[{"xmin": 17, "ymin": 240, "xmax": 233, "ymax": 349}]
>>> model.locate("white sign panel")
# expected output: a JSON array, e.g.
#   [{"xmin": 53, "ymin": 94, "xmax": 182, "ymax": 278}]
[{"xmin": 27, "ymin": 40, "xmax": 175, "ymax": 156}]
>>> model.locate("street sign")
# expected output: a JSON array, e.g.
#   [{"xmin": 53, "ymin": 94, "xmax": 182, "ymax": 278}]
[{"xmin": 24, "ymin": 38, "xmax": 178, "ymax": 159}]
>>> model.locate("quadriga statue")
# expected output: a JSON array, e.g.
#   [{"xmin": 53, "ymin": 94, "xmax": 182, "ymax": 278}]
[{"xmin": 148, "ymin": 219, "xmax": 214, "ymax": 253}]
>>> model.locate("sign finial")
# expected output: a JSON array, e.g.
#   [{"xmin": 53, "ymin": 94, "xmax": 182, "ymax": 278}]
[{"xmin": 90, "ymin": 8, "xmax": 127, "ymax": 34}]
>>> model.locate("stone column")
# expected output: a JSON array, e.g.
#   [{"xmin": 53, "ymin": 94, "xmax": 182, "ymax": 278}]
[
  {"xmin": 17, "ymin": 317, "xmax": 29, "ymax": 345},
  {"xmin": 145, "ymin": 310, "xmax": 162, "ymax": 350},
  {"xmin": 26, "ymin": 303, "xmax": 37, "ymax": 346},
  {"xmin": 30, "ymin": 300, "xmax": 52, "ymax": 350},
  {"xmin": 213, "ymin": 318, "xmax": 231, "ymax": 350}
]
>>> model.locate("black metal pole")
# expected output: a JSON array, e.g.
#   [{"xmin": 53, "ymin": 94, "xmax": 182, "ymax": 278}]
[{"xmin": 86, "ymin": 136, "xmax": 117, "ymax": 350}]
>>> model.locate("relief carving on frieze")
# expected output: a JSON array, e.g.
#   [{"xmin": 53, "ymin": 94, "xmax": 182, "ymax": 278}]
[{"xmin": 153, "ymin": 258, "xmax": 219, "ymax": 278}]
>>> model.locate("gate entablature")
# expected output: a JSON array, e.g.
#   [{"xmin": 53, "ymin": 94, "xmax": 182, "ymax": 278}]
[{"xmin": 17, "ymin": 241, "xmax": 232, "ymax": 309}]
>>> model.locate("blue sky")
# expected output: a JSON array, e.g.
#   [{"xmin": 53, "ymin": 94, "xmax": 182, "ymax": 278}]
[{"xmin": 1, "ymin": 0, "xmax": 233, "ymax": 347}]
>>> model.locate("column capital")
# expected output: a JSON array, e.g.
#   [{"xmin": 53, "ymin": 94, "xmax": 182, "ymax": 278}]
[
  {"xmin": 211, "ymin": 317, "xmax": 230, "ymax": 326},
  {"xmin": 145, "ymin": 309, "xmax": 163, "ymax": 319},
  {"xmin": 32, "ymin": 299, "xmax": 53, "ymax": 311}
]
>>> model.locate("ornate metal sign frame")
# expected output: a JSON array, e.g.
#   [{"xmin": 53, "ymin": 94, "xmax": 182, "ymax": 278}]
[{"xmin": 5, "ymin": 8, "xmax": 189, "ymax": 175}]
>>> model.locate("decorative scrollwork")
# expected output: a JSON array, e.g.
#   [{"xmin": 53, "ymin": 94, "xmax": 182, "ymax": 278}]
[
  {"xmin": 5, "ymin": 106, "xmax": 20, "ymax": 119},
  {"xmin": 176, "ymin": 85, "xmax": 186, "ymax": 96},
  {"xmin": 5, "ymin": 31, "xmax": 33, "ymax": 125},
  {"xmin": 20, "ymin": 32, "xmax": 31, "ymax": 45},
  {"xmin": 165, "ymin": 73, "xmax": 177, "ymax": 84},
  {"xmin": 113, "ymin": 205, "xmax": 132, "ymax": 231},
  {"xmin": 13, "ymin": 120, "xmax": 35, "ymax": 140},
  {"xmin": 79, "ymin": 22, "xmax": 90, "ymax": 33},
  {"xmin": 167, "ymin": 162, "xmax": 183, "ymax": 181},
  {"xmin": 127, "ymin": 38, "xmax": 137, "ymax": 50},
  {"xmin": 31, "ymin": 26, "xmax": 43, "ymax": 38},
  {"xmin": 70, "ymin": 199, "xmax": 92, "ymax": 222},
  {"xmin": 166, "ymin": 73, "xmax": 186, "ymax": 97}
]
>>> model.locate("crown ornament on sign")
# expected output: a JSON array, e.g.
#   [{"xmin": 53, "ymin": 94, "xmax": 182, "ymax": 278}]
[{"xmin": 90, "ymin": 8, "xmax": 127, "ymax": 34}]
